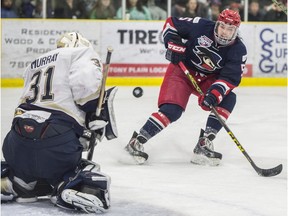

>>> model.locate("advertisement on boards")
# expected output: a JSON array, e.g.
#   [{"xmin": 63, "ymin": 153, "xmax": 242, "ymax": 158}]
[
  {"xmin": 255, "ymin": 24, "xmax": 287, "ymax": 77},
  {"xmin": 1, "ymin": 20, "xmax": 101, "ymax": 77},
  {"xmin": 1, "ymin": 20, "xmax": 286, "ymax": 78},
  {"xmin": 99, "ymin": 21, "xmax": 168, "ymax": 77}
]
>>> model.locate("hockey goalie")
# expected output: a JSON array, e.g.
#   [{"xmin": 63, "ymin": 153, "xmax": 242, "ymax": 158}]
[{"xmin": 1, "ymin": 32, "xmax": 118, "ymax": 214}]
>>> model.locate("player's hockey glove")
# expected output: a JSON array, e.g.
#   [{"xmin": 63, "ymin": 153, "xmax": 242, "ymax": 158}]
[
  {"xmin": 198, "ymin": 89, "xmax": 220, "ymax": 111},
  {"xmin": 165, "ymin": 37, "xmax": 186, "ymax": 64}
]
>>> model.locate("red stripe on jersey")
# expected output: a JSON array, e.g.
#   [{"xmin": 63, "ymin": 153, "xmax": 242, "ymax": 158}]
[
  {"xmin": 215, "ymin": 107, "xmax": 231, "ymax": 120},
  {"xmin": 151, "ymin": 112, "xmax": 171, "ymax": 128},
  {"xmin": 163, "ymin": 17, "xmax": 176, "ymax": 32},
  {"xmin": 216, "ymin": 79, "xmax": 236, "ymax": 89},
  {"xmin": 213, "ymin": 79, "xmax": 236, "ymax": 95}
]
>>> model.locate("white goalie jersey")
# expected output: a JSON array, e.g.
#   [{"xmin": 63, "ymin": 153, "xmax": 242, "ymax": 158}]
[{"xmin": 18, "ymin": 46, "xmax": 103, "ymax": 127}]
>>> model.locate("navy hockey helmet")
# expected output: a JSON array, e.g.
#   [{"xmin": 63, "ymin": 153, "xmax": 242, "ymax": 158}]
[{"xmin": 214, "ymin": 9, "xmax": 241, "ymax": 46}]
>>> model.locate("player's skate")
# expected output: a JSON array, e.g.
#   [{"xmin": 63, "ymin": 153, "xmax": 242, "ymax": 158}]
[
  {"xmin": 191, "ymin": 129, "xmax": 222, "ymax": 166},
  {"xmin": 125, "ymin": 131, "xmax": 148, "ymax": 164}
]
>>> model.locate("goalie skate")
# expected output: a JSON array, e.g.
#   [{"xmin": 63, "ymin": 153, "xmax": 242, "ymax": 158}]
[
  {"xmin": 125, "ymin": 131, "xmax": 148, "ymax": 165},
  {"xmin": 191, "ymin": 129, "xmax": 222, "ymax": 166},
  {"xmin": 60, "ymin": 189, "xmax": 107, "ymax": 214}
]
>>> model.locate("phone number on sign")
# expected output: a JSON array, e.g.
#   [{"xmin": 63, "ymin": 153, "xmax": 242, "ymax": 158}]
[{"xmin": 9, "ymin": 61, "xmax": 31, "ymax": 69}]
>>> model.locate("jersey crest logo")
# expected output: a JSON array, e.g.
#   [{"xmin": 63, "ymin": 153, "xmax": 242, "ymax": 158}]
[
  {"xmin": 197, "ymin": 36, "xmax": 213, "ymax": 47},
  {"xmin": 192, "ymin": 46, "xmax": 222, "ymax": 72},
  {"xmin": 24, "ymin": 125, "xmax": 34, "ymax": 133}
]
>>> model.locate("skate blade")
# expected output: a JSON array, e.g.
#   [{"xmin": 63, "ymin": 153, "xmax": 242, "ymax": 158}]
[
  {"xmin": 191, "ymin": 153, "xmax": 221, "ymax": 166},
  {"xmin": 123, "ymin": 147, "xmax": 148, "ymax": 165},
  {"xmin": 118, "ymin": 151, "xmax": 147, "ymax": 165},
  {"xmin": 133, "ymin": 156, "xmax": 147, "ymax": 165}
]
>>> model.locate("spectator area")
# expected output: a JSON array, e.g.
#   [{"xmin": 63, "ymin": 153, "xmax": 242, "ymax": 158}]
[{"xmin": 1, "ymin": 0, "xmax": 287, "ymax": 22}]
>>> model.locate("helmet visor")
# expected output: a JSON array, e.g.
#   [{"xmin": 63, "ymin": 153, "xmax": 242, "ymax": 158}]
[{"xmin": 214, "ymin": 21, "xmax": 238, "ymax": 46}]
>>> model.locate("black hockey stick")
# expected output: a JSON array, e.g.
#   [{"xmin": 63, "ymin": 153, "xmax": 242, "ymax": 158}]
[
  {"xmin": 179, "ymin": 61, "xmax": 283, "ymax": 177},
  {"xmin": 87, "ymin": 47, "xmax": 113, "ymax": 161}
]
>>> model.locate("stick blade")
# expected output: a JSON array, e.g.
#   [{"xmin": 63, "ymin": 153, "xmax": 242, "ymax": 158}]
[{"xmin": 257, "ymin": 164, "xmax": 283, "ymax": 177}]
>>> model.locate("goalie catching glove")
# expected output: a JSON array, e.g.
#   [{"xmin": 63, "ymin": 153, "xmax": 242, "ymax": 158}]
[
  {"xmin": 80, "ymin": 87, "xmax": 118, "ymax": 151},
  {"xmin": 85, "ymin": 87, "xmax": 118, "ymax": 140},
  {"xmin": 165, "ymin": 36, "xmax": 186, "ymax": 64}
]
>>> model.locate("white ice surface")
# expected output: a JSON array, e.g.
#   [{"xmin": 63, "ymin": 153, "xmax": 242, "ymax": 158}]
[{"xmin": 1, "ymin": 87, "xmax": 287, "ymax": 216}]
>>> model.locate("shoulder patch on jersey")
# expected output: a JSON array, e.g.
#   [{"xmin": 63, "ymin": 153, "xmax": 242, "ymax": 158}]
[{"xmin": 198, "ymin": 36, "xmax": 213, "ymax": 47}]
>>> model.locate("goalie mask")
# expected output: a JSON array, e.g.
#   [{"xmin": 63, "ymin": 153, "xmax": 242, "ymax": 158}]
[
  {"xmin": 57, "ymin": 32, "xmax": 91, "ymax": 48},
  {"xmin": 214, "ymin": 9, "xmax": 241, "ymax": 46}
]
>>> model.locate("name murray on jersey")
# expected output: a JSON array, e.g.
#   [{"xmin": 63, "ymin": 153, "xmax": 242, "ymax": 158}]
[{"xmin": 31, "ymin": 52, "xmax": 59, "ymax": 69}]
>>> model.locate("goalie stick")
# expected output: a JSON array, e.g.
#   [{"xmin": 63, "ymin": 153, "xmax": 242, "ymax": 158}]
[
  {"xmin": 96, "ymin": 46, "xmax": 114, "ymax": 116},
  {"xmin": 179, "ymin": 61, "xmax": 283, "ymax": 177},
  {"xmin": 87, "ymin": 47, "xmax": 113, "ymax": 161}
]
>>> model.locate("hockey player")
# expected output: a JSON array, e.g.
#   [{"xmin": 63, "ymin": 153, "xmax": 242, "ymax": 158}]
[
  {"xmin": 1, "ymin": 32, "xmax": 118, "ymax": 213},
  {"xmin": 125, "ymin": 9, "xmax": 247, "ymax": 166}
]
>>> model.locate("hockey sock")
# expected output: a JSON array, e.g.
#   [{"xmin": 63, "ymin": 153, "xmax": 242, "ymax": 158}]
[
  {"xmin": 139, "ymin": 112, "xmax": 171, "ymax": 142},
  {"xmin": 205, "ymin": 107, "xmax": 231, "ymax": 135}
]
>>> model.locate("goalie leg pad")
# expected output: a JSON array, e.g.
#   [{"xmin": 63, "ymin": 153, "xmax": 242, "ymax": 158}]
[
  {"xmin": 61, "ymin": 189, "xmax": 107, "ymax": 213},
  {"xmin": 1, "ymin": 176, "xmax": 39, "ymax": 203},
  {"xmin": 52, "ymin": 160, "xmax": 110, "ymax": 213},
  {"xmin": 1, "ymin": 162, "xmax": 38, "ymax": 203},
  {"xmin": 1, "ymin": 177, "xmax": 17, "ymax": 202}
]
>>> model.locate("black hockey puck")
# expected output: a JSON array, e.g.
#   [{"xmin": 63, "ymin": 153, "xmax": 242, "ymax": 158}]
[{"xmin": 133, "ymin": 87, "xmax": 143, "ymax": 98}]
